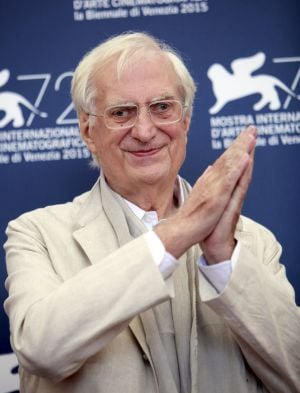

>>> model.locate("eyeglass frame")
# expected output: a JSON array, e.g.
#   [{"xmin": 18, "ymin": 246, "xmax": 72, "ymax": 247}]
[{"xmin": 86, "ymin": 99, "xmax": 188, "ymax": 130}]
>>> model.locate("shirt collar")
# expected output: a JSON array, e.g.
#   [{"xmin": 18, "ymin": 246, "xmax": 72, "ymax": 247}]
[{"xmin": 123, "ymin": 176, "xmax": 184, "ymax": 229}]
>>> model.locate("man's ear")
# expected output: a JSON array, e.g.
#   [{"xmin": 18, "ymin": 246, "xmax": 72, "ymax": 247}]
[
  {"xmin": 183, "ymin": 116, "xmax": 191, "ymax": 137},
  {"xmin": 79, "ymin": 112, "xmax": 97, "ymax": 154}
]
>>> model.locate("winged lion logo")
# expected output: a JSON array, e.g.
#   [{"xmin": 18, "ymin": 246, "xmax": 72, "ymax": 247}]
[
  {"xmin": 0, "ymin": 69, "xmax": 48, "ymax": 128},
  {"xmin": 207, "ymin": 52, "xmax": 300, "ymax": 114}
]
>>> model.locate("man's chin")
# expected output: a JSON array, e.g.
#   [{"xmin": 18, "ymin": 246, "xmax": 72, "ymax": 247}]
[{"xmin": 130, "ymin": 167, "xmax": 168, "ymax": 186}]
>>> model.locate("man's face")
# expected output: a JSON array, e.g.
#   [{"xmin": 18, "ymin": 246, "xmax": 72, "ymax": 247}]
[{"xmin": 80, "ymin": 53, "xmax": 190, "ymax": 195}]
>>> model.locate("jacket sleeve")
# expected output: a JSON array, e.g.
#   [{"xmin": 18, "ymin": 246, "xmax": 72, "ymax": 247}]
[
  {"xmin": 4, "ymin": 213, "xmax": 173, "ymax": 382},
  {"xmin": 199, "ymin": 217, "xmax": 300, "ymax": 393}
]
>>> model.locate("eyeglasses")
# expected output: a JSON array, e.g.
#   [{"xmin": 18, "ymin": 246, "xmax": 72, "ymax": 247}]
[{"xmin": 87, "ymin": 99, "xmax": 186, "ymax": 130}]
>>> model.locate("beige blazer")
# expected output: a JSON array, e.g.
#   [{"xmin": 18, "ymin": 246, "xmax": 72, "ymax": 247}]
[{"xmin": 4, "ymin": 178, "xmax": 300, "ymax": 393}]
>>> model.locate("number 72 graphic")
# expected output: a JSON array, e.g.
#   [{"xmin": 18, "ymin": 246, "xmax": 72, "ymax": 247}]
[{"xmin": 0, "ymin": 70, "xmax": 77, "ymax": 128}]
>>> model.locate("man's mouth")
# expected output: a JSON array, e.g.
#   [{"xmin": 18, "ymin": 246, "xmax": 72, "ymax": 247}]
[{"xmin": 127, "ymin": 147, "xmax": 162, "ymax": 157}]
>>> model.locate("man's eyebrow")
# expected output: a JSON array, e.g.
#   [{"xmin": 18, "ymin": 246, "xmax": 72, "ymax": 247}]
[
  {"xmin": 105, "ymin": 94, "xmax": 177, "ymax": 107},
  {"xmin": 150, "ymin": 94, "xmax": 176, "ymax": 102},
  {"xmin": 106, "ymin": 100, "xmax": 136, "ymax": 107}
]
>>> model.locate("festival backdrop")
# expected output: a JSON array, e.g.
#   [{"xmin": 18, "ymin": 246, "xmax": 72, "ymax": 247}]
[{"xmin": 0, "ymin": 0, "xmax": 299, "ymax": 391}]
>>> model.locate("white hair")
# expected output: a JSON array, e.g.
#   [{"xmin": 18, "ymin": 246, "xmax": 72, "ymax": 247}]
[{"xmin": 71, "ymin": 31, "xmax": 197, "ymax": 117}]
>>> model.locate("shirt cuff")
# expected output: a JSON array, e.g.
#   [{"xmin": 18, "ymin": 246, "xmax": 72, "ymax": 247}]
[
  {"xmin": 197, "ymin": 242, "xmax": 240, "ymax": 293},
  {"xmin": 145, "ymin": 231, "xmax": 180, "ymax": 279}
]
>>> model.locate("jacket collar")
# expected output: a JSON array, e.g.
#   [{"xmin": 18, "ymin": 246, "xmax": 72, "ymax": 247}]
[{"xmin": 72, "ymin": 177, "xmax": 120, "ymax": 265}]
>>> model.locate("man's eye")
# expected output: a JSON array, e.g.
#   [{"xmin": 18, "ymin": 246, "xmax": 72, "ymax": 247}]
[
  {"xmin": 111, "ymin": 108, "xmax": 130, "ymax": 118},
  {"xmin": 108, "ymin": 107, "xmax": 136, "ymax": 123},
  {"xmin": 152, "ymin": 102, "xmax": 172, "ymax": 113}
]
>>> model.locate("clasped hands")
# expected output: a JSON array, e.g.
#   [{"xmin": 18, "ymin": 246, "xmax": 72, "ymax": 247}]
[{"xmin": 155, "ymin": 126, "xmax": 257, "ymax": 264}]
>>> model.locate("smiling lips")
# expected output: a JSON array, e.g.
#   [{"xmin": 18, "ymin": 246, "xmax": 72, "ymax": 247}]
[{"xmin": 127, "ymin": 147, "xmax": 163, "ymax": 157}]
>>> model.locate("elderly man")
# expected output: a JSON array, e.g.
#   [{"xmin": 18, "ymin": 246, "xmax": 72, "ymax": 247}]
[{"xmin": 4, "ymin": 32, "xmax": 300, "ymax": 393}]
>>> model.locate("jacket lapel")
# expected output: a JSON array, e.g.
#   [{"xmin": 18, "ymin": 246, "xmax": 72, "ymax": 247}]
[
  {"xmin": 72, "ymin": 179, "xmax": 119, "ymax": 265},
  {"xmin": 72, "ymin": 177, "xmax": 151, "ymax": 369}
]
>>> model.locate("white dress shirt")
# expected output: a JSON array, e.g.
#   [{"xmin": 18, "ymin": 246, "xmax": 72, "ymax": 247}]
[{"xmin": 123, "ymin": 176, "xmax": 239, "ymax": 293}]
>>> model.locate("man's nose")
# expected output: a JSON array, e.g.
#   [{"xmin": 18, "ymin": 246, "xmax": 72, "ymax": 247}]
[{"xmin": 130, "ymin": 106, "xmax": 156, "ymax": 141}]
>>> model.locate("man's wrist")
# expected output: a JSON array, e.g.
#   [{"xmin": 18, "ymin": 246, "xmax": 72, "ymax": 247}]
[
  {"xmin": 154, "ymin": 217, "xmax": 188, "ymax": 259},
  {"xmin": 202, "ymin": 239, "xmax": 237, "ymax": 265},
  {"xmin": 198, "ymin": 241, "xmax": 240, "ymax": 293}
]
